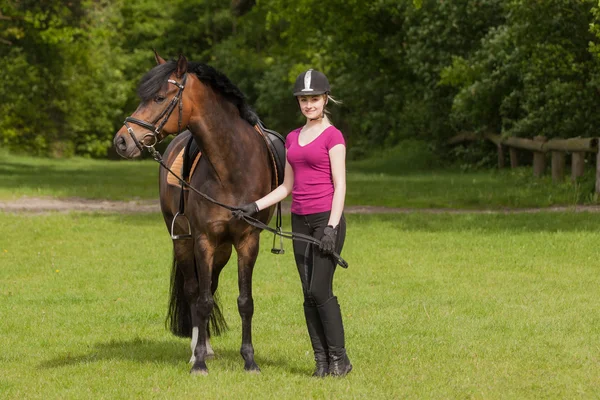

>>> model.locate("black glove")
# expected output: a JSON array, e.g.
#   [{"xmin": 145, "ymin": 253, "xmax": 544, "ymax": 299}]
[
  {"xmin": 232, "ymin": 202, "xmax": 258, "ymax": 220},
  {"xmin": 319, "ymin": 225, "xmax": 337, "ymax": 255}
]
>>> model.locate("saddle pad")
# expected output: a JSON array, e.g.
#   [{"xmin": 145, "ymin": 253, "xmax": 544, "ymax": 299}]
[{"xmin": 167, "ymin": 146, "xmax": 202, "ymax": 187}]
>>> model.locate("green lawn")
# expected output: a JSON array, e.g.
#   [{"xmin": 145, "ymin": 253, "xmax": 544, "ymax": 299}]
[
  {"xmin": 0, "ymin": 152, "xmax": 159, "ymax": 201},
  {"xmin": 1, "ymin": 212, "xmax": 599, "ymax": 399},
  {"xmin": 1, "ymin": 149, "xmax": 596, "ymax": 208}
]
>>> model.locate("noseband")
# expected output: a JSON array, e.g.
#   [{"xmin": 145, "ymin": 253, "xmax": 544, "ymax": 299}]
[{"xmin": 123, "ymin": 74, "xmax": 188, "ymax": 151}]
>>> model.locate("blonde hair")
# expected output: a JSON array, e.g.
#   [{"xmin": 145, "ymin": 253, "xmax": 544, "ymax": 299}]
[
  {"xmin": 323, "ymin": 94, "xmax": 341, "ymax": 123},
  {"xmin": 327, "ymin": 94, "xmax": 342, "ymax": 106}
]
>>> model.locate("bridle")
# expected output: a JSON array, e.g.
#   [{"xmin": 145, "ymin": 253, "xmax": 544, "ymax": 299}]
[{"xmin": 123, "ymin": 74, "xmax": 188, "ymax": 152}]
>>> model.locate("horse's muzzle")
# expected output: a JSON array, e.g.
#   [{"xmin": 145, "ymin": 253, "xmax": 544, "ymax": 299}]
[
  {"xmin": 113, "ymin": 132, "xmax": 141, "ymax": 159},
  {"xmin": 114, "ymin": 135, "xmax": 127, "ymax": 153}
]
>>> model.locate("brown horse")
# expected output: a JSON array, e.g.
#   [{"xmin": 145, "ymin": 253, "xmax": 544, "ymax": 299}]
[{"xmin": 113, "ymin": 53, "xmax": 275, "ymax": 375}]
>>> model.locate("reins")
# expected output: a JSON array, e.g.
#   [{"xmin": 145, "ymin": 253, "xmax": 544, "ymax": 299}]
[{"xmin": 144, "ymin": 144, "xmax": 348, "ymax": 269}]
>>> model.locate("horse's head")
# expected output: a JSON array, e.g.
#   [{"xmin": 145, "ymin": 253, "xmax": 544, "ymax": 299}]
[{"xmin": 113, "ymin": 52, "xmax": 192, "ymax": 159}]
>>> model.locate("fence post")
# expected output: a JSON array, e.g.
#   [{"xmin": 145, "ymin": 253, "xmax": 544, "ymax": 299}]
[
  {"xmin": 551, "ymin": 152, "xmax": 565, "ymax": 183},
  {"xmin": 596, "ymin": 150, "xmax": 600, "ymax": 194},
  {"xmin": 572, "ymin": 152, "xmax": 585, "ymax": 182},
  {"xmin": 497, "ymin": 144, "xmax": 505, "ymax": 169},
  {"xmin": 533, "ymin": 136, "xmax": 547, "ymax": 177},
  {"xmin": 509, "ymin": 147, "xmax": 518, "ymax": 168}
]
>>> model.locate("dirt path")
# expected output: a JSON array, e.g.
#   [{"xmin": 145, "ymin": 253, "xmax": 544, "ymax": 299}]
[{"xmin": 2, "ymin": 196, "xmax": 600, "ymax": 214}]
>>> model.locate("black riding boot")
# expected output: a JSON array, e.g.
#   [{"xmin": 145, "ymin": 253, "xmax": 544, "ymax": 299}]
[
  {"xmin": 318, "ymin": 296, "xmax": 352, "ymax": 377},
  {"xmin": 304, "ymin": 305, "xmax": 329, "ymax": 377}
]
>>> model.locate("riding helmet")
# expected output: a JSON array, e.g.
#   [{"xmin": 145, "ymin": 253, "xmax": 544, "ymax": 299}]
[{"xmin": 293, "ymin": 69, "xmax": 330, "ymax": 96}]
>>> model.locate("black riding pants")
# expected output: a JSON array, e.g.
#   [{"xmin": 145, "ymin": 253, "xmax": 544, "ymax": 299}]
[{"xmin": 291, "ymin": 211, "xmax": 346, "ymax": 307}]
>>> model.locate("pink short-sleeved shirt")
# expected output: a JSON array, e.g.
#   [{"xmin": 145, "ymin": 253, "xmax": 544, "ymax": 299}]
[{"xmin": 285, "ymin": 126, "xmax": 346, "ymax": 215}]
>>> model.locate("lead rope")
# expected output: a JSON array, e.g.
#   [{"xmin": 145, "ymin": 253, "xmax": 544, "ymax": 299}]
[{"xmin": 145, "ymin": 145, "xmax": 348, "ymax": 268}]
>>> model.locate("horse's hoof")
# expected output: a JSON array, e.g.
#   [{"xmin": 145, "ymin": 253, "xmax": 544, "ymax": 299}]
[
  {"xmin": 244, "ymin": 363, "xmax": 261, "ymax": 374},
  {"xmin": 190, "ymin": 361, "xmax": 208, "ymax": 376},
  {"xmin": 190, "ymin": 368, "xmax": 209, "ymax": 376}
]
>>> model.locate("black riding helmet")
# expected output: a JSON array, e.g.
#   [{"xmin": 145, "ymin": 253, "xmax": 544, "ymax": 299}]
[{"xmin": 293, "ymin": 69, "xmax": 330, "ymax": 96}]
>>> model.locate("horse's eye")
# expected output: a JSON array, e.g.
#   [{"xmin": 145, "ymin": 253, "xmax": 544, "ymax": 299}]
[{"xmin": 154, "ymin": 95, "xmax": 166, "ymax": 103}]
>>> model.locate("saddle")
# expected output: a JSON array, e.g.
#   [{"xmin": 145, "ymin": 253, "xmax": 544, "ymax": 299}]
[
  {"xmin": 168, "ymin": 124, "xmax": 287, "ymax": 253},
  {"xmin": 255, "ymin": 121, "xmax": 286, "ymax": 187},
  {"xmin": 167, "ymin": 123, "xmax": 285, "ymax": 189},
  {"xmin": 167, "ymin": 122, "xmax": 285, "ymax": 190},
  {"xmin": 166, "ymin": 132, "xmax": 201, "ymax": 187}
]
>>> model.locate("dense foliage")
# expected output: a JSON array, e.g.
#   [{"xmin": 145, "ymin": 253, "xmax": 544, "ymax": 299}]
[{"xmin": 0, "ymin": 0, "xmax": 599, "ymax": 157}]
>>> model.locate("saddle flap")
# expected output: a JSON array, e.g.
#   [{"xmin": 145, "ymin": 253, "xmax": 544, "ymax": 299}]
[
  {"xmin": 167, "ymin": 133, "xmax": 202, "ymax": 188},
  {"xmin": 256, "ymin": 122, "xmax": 286, "ymax": 187}
]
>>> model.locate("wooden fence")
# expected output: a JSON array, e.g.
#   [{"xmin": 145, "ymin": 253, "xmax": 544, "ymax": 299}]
[{"xmin": 448, "ymin": 132, "xmax": 600, "ymax": 193}]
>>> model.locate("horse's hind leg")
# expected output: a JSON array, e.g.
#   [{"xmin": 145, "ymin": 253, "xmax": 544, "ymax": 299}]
[
  {"xmin": 205, "ymin": 244, "xmax": 232, "ymax": 357},
  {"xmin": 171, "ymin": 239, "xmax": 205, "ymax": 362},
  {"xmin": 234, "ymin": 232, "xmax": 261, "ymax": 373}
]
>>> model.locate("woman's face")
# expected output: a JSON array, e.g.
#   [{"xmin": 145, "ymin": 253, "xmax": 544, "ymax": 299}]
[{"xmin": 297, "ymin": 95, "xmax": 326, "ymax": 120}]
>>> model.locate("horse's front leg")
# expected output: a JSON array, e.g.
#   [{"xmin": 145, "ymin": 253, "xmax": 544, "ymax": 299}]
[
  {"xmin": 235, "ymin": 232, "xmax": 260, "ymax": 373},
  {"xmin": 190, "ymin": 235, "xmax": 215, "ymax": 375}
]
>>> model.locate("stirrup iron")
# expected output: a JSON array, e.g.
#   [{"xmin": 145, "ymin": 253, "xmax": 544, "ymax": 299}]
[
  {"xmin": 271, "ymin": 227, "xmax": 285, "ymax": 254},
  {"xmin": 171, "ymin": 211, "xmax": 192, "ymax": 240}
]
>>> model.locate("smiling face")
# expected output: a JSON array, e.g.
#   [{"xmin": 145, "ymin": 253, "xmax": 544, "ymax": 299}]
[{"xmin": 297, "ymin": 94, "xmax": 327, "ymax": 120}]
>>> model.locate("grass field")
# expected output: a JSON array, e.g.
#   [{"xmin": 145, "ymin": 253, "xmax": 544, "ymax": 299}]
[
  {"xmin": 1, "ymin": 146, "xmax": 599, "ymax": 398},
  {"xmin": 1, "ymin": 148, "xmax": 596, "ymax": 208},
  {"xmin": 1, "ymin": 212, "xmax": 599, "ymax": 399}
]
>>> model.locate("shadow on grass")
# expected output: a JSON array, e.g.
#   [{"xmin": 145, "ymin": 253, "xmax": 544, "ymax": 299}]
[
  {"xmin": 39, "ymin": 338, "xmax": 187, "ymax": 368},
  {"xmin": 39, "ymin": 338, "xmax": 306, "ymax": 375}
]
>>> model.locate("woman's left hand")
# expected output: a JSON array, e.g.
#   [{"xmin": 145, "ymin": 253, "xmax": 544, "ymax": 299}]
[
  {"xmin": 232, "ymin": 202, "xmax": 258, "ymax": 220},
  {"xmin": 319, "ymin": 225, "xmax": 337, "ymax": 255}
]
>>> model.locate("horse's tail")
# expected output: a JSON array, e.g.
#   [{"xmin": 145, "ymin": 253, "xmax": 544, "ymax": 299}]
[
  {"xmin": 166, "ymin": 252, "xmax": 228, "ymax": 338},
  {"xmin": 209, "ymin": 291, "xmax": 228, "ymax": 337}
]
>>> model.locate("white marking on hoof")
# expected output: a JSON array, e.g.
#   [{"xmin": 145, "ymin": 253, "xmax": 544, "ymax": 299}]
[
  {"xmin": 247, "ymin": 369, "xmax": 261, "ymax": 375},
  {"xmin": 189, "ymin": 326, "xmax": 199, "ymax": 364},
  {"xmin": 190, "ymin": 368, "xmax": 209, "ymax": 376}
]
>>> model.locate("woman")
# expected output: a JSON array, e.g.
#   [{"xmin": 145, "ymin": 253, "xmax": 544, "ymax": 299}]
[{"xmin": 235, "ymin": 69, "xmax": 351, "ymax": 377}]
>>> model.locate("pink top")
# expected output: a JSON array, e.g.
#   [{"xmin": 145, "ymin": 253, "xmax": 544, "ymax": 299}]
[{"xmin": 285, "ymin": 126, "xmax": 346, "ymax": 215}]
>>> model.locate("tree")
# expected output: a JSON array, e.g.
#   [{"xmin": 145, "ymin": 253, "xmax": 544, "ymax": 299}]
[{"xmin": 441, "ymin": 0, "xmax": 600, "ymax": 140}]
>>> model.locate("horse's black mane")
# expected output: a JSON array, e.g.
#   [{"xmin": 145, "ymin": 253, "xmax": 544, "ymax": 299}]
[{"xmin": 137, "ymin": 60, "xmax": 259, "ymax": 126}]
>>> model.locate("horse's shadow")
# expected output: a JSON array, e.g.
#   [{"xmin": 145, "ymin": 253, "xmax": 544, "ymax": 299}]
[{"xmin": 39, "ymin": 337, "xmax": 308, "ymax": 375}]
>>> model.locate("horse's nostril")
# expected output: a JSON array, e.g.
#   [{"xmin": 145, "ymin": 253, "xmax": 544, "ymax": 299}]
[{"xmin": 115, "ymin": 136, "xmax": 127, "ymax": 151}]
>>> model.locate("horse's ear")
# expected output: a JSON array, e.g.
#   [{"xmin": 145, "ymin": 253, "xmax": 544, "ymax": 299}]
[
  {"xmin": 176, "ymin": 54, "xmax": 188, "ymax": 78},
  {"xmin": 154, "ymin": 49, "xmax": 166, "ymax": 65}
]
